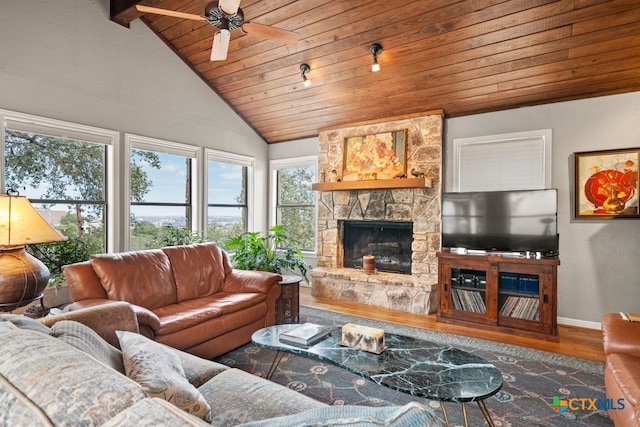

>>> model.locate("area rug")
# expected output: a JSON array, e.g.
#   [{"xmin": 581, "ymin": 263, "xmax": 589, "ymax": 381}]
[{"xmin": 215, "ymin": 307, "xmax": 612, "ymax": 426}]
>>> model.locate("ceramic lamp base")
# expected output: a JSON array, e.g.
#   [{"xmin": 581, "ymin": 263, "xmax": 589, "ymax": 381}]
[{"xmin": 0, "ymin": 247, "xmax": 50, "ymax": 311}]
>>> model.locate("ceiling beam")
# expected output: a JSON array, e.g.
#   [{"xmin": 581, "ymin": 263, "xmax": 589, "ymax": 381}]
[{"xmin": 110, "ymin": 0, "xmax": 145, "ymax": 27}]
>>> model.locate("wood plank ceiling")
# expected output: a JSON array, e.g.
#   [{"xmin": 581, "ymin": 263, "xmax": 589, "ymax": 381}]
[{"xmin": 112, "ymin": 0, "xmax": 640, "ymax": 144}]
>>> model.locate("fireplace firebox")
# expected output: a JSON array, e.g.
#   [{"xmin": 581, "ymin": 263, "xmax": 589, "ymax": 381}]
[{"xmin": 342, "ymin": 221, "xmax": 413, "ymax": 274}]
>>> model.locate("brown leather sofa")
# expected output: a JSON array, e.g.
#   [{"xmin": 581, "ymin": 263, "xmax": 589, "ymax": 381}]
[
  {"xmin": 63, "ymin": 242, "xmax": 282, "ymax": 359},
  {"xmin": 601, "ymin": 313, "xmax": 640, "ymax": 426}
]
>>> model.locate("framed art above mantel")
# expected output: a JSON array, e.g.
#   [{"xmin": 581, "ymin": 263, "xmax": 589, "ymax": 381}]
[{"xmin": 342, "ymin": 129, "xmax": 407, "ymax": 181}]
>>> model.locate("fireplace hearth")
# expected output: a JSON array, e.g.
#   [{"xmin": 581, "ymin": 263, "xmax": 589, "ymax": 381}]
[{"xmin": 343, "ymin": 221, "xmax": 412, "ymax": 274}]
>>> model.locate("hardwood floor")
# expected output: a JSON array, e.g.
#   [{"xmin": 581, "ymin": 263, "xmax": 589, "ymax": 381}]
[{"xmin": 299, "ymin": 287, "xmax": 605, "ymax": 363}]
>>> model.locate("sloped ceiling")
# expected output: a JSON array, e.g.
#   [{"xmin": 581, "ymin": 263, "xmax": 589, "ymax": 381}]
[{"xmin": 112, "ymin": 0, "xmax": 640, "ymax": 143}]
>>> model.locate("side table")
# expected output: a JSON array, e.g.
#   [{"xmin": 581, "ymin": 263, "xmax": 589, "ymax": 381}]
[{"xmin": 275, "ymin": 274, "xmax": 301, "ymax": 324}]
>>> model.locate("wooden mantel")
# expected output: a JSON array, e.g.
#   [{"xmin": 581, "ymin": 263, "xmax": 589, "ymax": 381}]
[{"xmin": 311, "ymin": 177, "xmax": 432, "ymax": 191}]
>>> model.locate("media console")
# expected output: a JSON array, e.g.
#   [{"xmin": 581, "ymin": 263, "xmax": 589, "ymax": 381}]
[{"xmin": 436, "ymin": 250, "xmax": 560, "ymax": 341}]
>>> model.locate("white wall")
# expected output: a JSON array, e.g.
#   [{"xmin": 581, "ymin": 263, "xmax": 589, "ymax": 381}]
[
  {"xmin": 0, "ymin": 0, "xmax": 269, "ymax": 235},
  {"xmin": 268, "ymin": 137, "xmax": 319, "ymax": 159},
  {"xmin": 446, "ymin": 92, "xmax": 640, "ymax": 325}
]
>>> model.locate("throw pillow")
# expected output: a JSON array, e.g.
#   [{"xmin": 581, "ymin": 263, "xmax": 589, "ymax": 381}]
[
  {"xmin": 115, "ymin": 330, "xmax": 212, "ymax": 422},
  {"xmin": 50, "ymin": 320, "xmax": 125, "ymax": 374}
]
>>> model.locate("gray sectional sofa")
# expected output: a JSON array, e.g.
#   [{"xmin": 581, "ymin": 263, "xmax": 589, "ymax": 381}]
[{"xmin": 0, "ymin": 301, "xmax": 440, "ymax": 426}]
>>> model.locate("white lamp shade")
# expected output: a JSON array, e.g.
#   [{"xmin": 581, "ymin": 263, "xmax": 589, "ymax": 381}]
[{"xmin": 0, "ymin": 194, "xmax": 66, "ymax": 247}]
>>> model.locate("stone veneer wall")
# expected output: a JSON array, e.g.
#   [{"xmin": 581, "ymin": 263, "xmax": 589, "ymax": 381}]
[{"xmin": 311, "ymin": 113, "xmax": 442, "ymax": 314}]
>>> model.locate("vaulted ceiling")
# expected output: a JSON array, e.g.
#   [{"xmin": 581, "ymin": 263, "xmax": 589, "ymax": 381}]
[{"xmin": 112, "ymin": 0, "xmax": 640, "ymax": 144}]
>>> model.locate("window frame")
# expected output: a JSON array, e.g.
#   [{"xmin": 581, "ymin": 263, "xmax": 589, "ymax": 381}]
[
  {"xmin": 269, "ymin": 155, "xmax": 318, "ymax": 254},
  {"xmin": 124, "ymin": 133, "xmax": 200, "ymax": 250},
  {"xmin": 0, "ymin": 109, "xmax": 119, "ymax": 251},
  {"xmin": 204, "ymin": 148, "xmax": 254, "ymax": 239}
]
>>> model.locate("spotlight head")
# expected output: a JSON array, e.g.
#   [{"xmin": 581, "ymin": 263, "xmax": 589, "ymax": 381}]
[
  {"xmin": 300, "ymin": 63, "xmax": 311, "ymax": 87},
  {"xmin": 370, "ymin": 43, "xmax": 383, "ymax": 72}
]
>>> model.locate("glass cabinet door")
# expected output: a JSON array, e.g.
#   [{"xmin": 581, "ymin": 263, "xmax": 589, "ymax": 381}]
[{"xmin": 450, "ymin": 268, "xmax": 487, "ymax": 314}]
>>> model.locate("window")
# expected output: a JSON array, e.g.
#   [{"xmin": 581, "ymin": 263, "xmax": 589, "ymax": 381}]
[
  {"xmin": 452, "ymin": 130, "xmax": 552, "ymax": 192},
  {"xmin": 125, "ymin": 134, "xmax": 200, "ymax": 250},
  {"xmin": 1, "ymin": 110, "xmax": 118, "ymax": 256},
  {"xmin": 270, "ymin": 157, "xmax": 317, "ymax": 252},
  {"xmin": 205, "ymin": 150, "xmax": 253, "ymax": 247}
]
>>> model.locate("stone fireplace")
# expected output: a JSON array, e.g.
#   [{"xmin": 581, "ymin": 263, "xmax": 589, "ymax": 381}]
[{"xmin": 311, "ymin": 112, "xmax": 443, "ymax": 314}]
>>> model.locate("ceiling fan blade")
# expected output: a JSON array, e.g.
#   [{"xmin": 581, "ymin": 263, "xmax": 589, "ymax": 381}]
[
  {"xmin": 135, "ymin": 5, "xmax": 206, "ymax": 21},
  {"xmin": 242, "ymin": 22, "xmax": 299, "ymax": 46},
  {"xmin": 210, "ymin": 30, "xmax": 231, "ymax": 61},
  {"xmin": 218, "ymin": 0, "xmax": 241, "ymax": 15}
]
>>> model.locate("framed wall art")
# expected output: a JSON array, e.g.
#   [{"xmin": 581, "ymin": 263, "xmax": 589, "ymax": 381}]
[
  {"xmin": 342, "ymin": 129, "xmax": 407, "ymax": 181},
  {"xmin": 574, "ymin": 147, "xmax": 640, "ymax": 219}
]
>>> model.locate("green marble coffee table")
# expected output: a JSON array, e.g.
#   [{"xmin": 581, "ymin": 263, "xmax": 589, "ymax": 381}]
[{"xmin": 252, "ymin": 324, "xmax": 502, "ymax": 426}]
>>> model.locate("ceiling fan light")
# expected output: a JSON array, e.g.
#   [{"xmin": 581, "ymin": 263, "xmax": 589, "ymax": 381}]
[
  {"xmin": 218, "ymin": 0, "xmax": 241, "ymax": 16},
  {"xmin": 210, "ymin": 29, "xmax": 231, "ymax": 61}
]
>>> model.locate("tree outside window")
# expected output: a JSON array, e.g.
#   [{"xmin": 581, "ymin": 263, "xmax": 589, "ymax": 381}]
[
  {"xmin": 3, "ymin": 130, "xmax": 111, "ymax": 282},
  {"xmin": 276, "ymin": 165, "xmax": 316, "ymax": 252}
]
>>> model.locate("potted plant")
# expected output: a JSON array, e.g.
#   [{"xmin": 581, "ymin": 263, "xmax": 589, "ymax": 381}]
[
  {"xmin": 28, "ymin": 236, "xmax": 95, "ymax": 290},
  {"xmin": 225, "ymin": 224, "xmax": 309, "ymax": 281}
]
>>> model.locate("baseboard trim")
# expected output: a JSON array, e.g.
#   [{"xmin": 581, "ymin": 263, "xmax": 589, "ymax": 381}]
[{"xmin": 558, "ymin": 316, "xmax": 601, "ymax": 330}]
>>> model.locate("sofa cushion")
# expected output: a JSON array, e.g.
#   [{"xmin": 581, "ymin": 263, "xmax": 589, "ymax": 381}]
[
  {"xmin": 90, "ymin": 250, "xmax": 177, "ymax": 309},
  {"xmin": 152, "ymin": 301, "xmax": 223, "ymax": 335},
  {"xmin": 102, "ymin": 398, "xmax": 211, "ymax": 427},
  {"xmin": 154, "ymin": 304, "xmax": 267, "ymax": 354},
  {"xmin": 172, "ymin": 347, "xmax": 229, "ymax": 388},
  {"xmin": 198, "ymin": 368, "xmax": 324, "ymax": 425},
  {"xmin": 237, "ymin": 402, "xmax": 441, "ymax": 427},
  {"xmin": 116, "ymin": 330, "xmax": 212, "ymax": 422},
  {"xmin": 153, "ymin": 293, "xmax": 266, "ymax": 336},
  {"xmin": 50, "ymin": 320, "xmax": 125, "ymax": 374},
  {"xmin": 201, "ymin": 292, "xmax": 268, "ymax": 315},
  {"xmin": 162, "ymin": 242, "xmax": 231, "ymax": 302},
  {"xmin": 0, "ymin": 326, "xmax": 146, "ymax": 425}
]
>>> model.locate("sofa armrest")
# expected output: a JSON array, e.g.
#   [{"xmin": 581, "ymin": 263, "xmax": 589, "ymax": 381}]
[
  {"xmin": 66, "ymin": 299, "xmax": 162, "ymax": 340},
  {"xmin": 602, "ymin": 313, "xmax": 640, "ymax": 358},
  {"xmin": 223, "ymin": 269, "xmax": 282, "ymax": 295},
  {"xmin": 38, "ymin": 301, "xmax": 138, "ymax": 348}
]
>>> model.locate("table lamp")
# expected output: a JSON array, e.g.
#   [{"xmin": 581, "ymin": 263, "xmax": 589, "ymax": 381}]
[{"xmin": 0, "ymin": 190, "xmax": 66, "ymax": 311}]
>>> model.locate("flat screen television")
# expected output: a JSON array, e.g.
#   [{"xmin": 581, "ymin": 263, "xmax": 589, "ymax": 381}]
[{"xmin": 441, "ymin": 189, "xmax": 559, "ymax": 256}]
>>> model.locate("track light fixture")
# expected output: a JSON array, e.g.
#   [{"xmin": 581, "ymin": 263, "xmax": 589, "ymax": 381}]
[
  {"xmin": 300, "ymin": 63, "xmax": 311, "ymax": 87},
  {"xmin": 370, "ymin": 43, "xmax": 383, "ymax": 72}
]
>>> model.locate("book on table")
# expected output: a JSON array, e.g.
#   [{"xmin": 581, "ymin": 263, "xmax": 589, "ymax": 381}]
[{"xmin": 279, "ymin": 322, "xmax": 331, "ymax": 346}]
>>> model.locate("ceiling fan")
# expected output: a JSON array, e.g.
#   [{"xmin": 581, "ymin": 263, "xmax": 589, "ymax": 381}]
[{"xmin": 135, "ymin": 1, "xmax": 300, "ymax": 61}]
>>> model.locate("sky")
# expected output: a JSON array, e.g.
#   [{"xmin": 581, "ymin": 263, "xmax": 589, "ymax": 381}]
[
  {"xmin": 132, "ymin": 153, "xmax": 244, "ymax": 218},
  {"xmin": 20, "ymin": 151, "xmax": 244, "ymax": 220}
]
